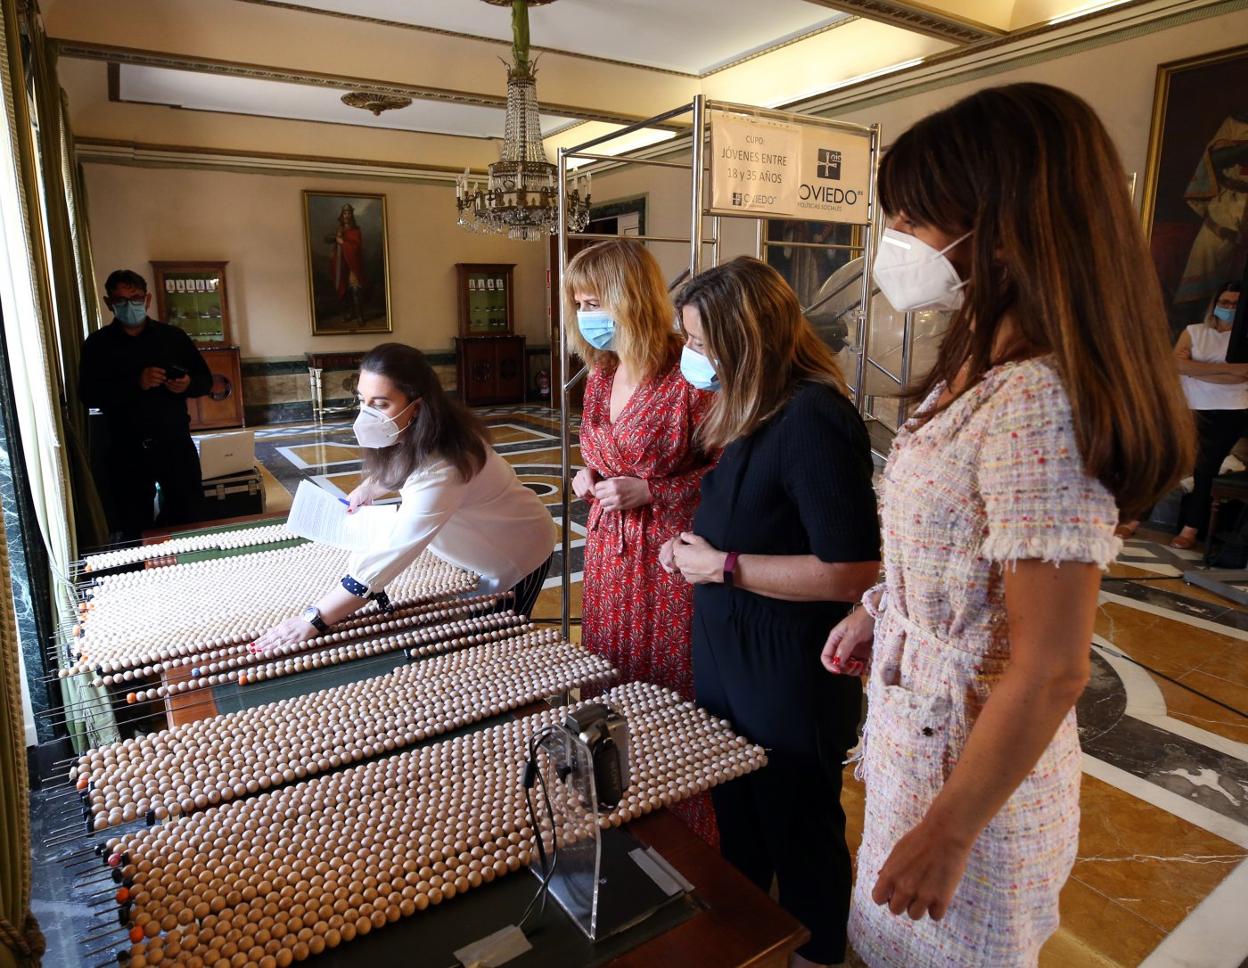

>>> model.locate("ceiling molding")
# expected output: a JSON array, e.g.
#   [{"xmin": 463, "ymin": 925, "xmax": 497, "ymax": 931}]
[
  {"xmin": 570, "ymin": 0, "xmax": 1243, "ymax": 175},
  {"xmin": 230, "ymin": 0, "xmax": 852, "ymax": 80},
  {"xmin": 801, "ymin": 0, "xmax": 1004, "ymax": 42},
  {"xmin": 788, "ymin": 0, "xmax": 1241, "ymax": 117},
  {"xmin": 231, "ymin": 0, "xmax": 702, "ymax": 78},
  {"xmin": 75, "ymin": 137, "xmax": 473, "ymax": 184},
  {"xmin": 699, "ymin": 16, "xmax": 857, "ymax": 75},
  {"xmin": 53, "ymin": 40, "xmax": 689, "ymax": 131},
  {"xmin": 103, "ymin": 89, "xmax": 504, "ymax": 142}
]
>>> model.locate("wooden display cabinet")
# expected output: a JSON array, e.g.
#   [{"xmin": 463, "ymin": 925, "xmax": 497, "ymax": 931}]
[
  {"xmin": 188, "ymin": 346, "xmax": 244, "ymax": 430},
  {"xmin": 455, "ymin": 263, "xmax": 523, "ymax": 405},
  {"xmin": 456, "ymin": 263, "xmax": 515, "ymax": 336},
  {"xmin": 455, "ymin": 335, "xmax": 526, "ymax": 406},
  {"xmin": 151, "ymin": 261, "xmax": 233, "ymax": 346},
  {"xmin": 150, "ymin": 262, "xmax": 244, "ymax": 429}
]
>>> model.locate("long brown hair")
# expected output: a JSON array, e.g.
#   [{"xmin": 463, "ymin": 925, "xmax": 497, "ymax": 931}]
[
  {"xmin": 879, "ymin": 83, "xmax": 1194, "ymax": 518},
  {"xmin": 675, "ymin": 257, "xmax": 848, "ymax": 449},
  {"xmin": 359, "ymin": 343, "xmax": 487, "ymax": 489},
  {"xmin": 562, "ymin": 239, "xmax": 682, "ymax": 381}
]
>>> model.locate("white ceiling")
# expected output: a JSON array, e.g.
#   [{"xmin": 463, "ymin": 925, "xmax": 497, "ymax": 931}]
[
  {"xmin": 260, "ymin": 0, "xmax": 848, "ymax": 74},
  {"xmin": 119, "ymin": 64, "xmax": 578, "ymax": 139}
]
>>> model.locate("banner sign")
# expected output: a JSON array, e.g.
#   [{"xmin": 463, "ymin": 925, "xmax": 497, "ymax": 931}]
[{"xmin": 708, "ymin": 108, "xmax": 871, "ymax": 225}]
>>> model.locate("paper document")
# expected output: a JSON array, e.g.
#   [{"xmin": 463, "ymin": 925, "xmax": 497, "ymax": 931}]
[{"xmin": 287, "ymin": 480, "xmax": 397, "ymax": 552}]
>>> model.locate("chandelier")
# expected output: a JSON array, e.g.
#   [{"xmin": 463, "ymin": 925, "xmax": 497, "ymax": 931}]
[
  {"xmin": 341, "ymin": 91, "xmax": 413, "ymax": 116},
  {"xmin": 456, "ymin": 0, "xmax": 591, "ymax": 241}
]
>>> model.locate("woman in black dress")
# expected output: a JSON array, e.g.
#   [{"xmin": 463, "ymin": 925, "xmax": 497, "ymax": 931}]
[{"xmin": 662, "ymin": 257, "xmax": 880, "ymax": 968}]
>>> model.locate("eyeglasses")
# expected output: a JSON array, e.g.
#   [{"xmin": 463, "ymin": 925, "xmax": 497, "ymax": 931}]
[{"xmin": 109, "ymin": 296, "xmax": 146, "ymax": 307}]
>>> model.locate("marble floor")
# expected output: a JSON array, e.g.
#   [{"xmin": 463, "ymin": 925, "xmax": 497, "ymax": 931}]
[{"xmin": 35, "ymin": 407, "xmax": 1246, "ymax": 968}]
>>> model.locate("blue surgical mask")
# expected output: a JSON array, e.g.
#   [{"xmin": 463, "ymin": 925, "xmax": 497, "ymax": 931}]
[
  {"xmin": 112, "ymin": 298, "xmax": 147, "ymax": 327},
  {"xmin": 680, "ymin": 345, "xmax": 719, "ymax": 391},
  {"xmin": 576, "ymin": 310, "xmax": 616, "ymax": 350},
  {"xmin": 1213, "ymin": 305, "xmax": 1236, "ymax": 324}
]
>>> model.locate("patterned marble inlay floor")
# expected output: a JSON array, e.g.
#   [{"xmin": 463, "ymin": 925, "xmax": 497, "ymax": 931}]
[{"xmin": 230, "ymin": 408, "xmax": 1248, "ymax": 966}]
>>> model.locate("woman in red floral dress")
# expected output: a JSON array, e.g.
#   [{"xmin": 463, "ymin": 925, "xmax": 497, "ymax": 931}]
[{"xmin": 564, "ymin": 239, "xmax": 717, "ymax": 842}]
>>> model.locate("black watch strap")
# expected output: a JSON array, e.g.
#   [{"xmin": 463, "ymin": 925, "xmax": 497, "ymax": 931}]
[{"xmin": 301, "ymin": 606, "xmax": 329, "ymax": 633}]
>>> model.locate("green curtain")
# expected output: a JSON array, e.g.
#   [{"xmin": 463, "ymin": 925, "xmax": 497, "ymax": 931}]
[
  {"xmin": 27, "ymin": 23, "xmax": 107, "ymax": 551},
  {"xmin": 0, "ymin": 508, "xmax": 43, "ymax": 968},
  {"xmin": 0, "ymin": 0, "xmax": 116, "ymax": 761}
]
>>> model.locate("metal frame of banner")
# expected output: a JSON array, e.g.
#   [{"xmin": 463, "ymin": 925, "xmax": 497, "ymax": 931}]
[{"xmin": 554, "ymin": 96, "xmax": 885, "ymax": 638}]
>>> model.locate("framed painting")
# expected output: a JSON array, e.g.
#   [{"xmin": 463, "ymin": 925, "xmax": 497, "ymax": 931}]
[
  {"xmin": 302, "ymin": 191, "xmax": 393, "ymax": 335},
  {"xmin": 1141, "ymin": 43, "xmax": 1248, "ymax": 335}
]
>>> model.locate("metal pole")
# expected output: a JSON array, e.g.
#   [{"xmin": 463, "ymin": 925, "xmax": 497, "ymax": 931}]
[
  {"xmin": 557, "ymin": 147, "xmax": 573, "ymax": 642},
  {"xmin": 897, "ymin": 310, "xmax": 915, "ymax": 429},
  {"xmin": 853, "ymin": 123, "xmax": 882, "ymax": 415},
  {"xmin": 710, "ymin": 215, "xmax": 721, "ymax": 269},
  {"xmin": 755, "ymin": 219, "xmax": 763, "ymax": 260},
  {"xmin": 689, "ymin": 95, "xmax": 706, "ymax": 278}
]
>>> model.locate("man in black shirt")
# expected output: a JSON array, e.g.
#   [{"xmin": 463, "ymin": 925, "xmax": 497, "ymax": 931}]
[{"xmin": 80, "ymin": 269, "xmax": 213, "ymax": 540}]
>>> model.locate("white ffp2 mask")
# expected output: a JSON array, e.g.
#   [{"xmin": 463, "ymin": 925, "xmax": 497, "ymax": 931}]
[
  {"xmin": 872, "ymin": 228, "xmax": 971, "ymax": 313},
  {"xmin": 353, "ymin": 399, "xmax": 416, "ymax": 449}
]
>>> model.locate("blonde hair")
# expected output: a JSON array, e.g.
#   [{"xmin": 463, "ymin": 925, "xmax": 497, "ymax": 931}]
[
  {"xmin": 562, "ymin": 239, "xmax": 681, "ymax": 381},
  {"xmin": 675, "ymin": 257, "xmax": 848, "ymax": 450}
]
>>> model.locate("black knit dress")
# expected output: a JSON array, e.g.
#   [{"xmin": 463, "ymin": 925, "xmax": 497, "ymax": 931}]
[{"xmin": 691, "ymin": 380, "xmax": 880, "ymax": 965}]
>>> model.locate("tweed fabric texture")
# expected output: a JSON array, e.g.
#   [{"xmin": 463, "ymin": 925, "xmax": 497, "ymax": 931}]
[{"xmin": 849, "ymin": 359, "xmax": 1120, "ymax": 967}]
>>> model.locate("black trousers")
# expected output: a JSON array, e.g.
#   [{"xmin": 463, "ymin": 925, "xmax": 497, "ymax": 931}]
[
  {"xmin": 692, "ymin": 599, "xmax": 861, "ymax": 965},
  {"xmin": 508, "ymin": 553, "xmax": 553, "ymax": 617},
  {"xmin": 104, "ymin": 433, "xmax": 204, "ymax": 541},
  {"xmin": 1178, "ymin": 409, "xmax": 1247, "ymax": 534}
]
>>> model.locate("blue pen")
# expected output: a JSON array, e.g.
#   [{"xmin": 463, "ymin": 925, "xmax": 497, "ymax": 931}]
[{"xmin": 338, "ymin": 497, "xmax": 349, "ymax": 506}]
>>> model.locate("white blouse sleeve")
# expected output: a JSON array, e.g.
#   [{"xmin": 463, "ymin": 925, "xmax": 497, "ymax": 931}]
[{"xmin": 345, "ymin": 460, "xmax": 468, "ymax": 594}]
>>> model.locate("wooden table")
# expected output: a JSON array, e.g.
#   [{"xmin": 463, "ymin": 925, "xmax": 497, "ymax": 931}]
[
  {"xmin": 133, "ymin": 521, "xmax": 808, "ymax": 966},
  {"xmin": 618, "ymin": 812, "xmax": 809, "ymax": 968}
]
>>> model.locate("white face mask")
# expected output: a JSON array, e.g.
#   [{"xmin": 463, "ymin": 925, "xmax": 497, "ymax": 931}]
[
  {"xmin": 353, "ymin": 399, "xmax": 417, "ymax": 449},
  {"xmin": 872, "ymin": 227, "xmax": 971, "ymax": 313}
]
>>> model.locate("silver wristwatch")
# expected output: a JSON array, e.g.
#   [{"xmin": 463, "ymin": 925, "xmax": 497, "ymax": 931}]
[{"xmin": 301, "ymin": 605, "xmax": 328, "ymax": 634}]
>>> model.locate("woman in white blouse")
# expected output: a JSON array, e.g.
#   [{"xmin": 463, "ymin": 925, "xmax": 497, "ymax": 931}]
[
  {"xmin": 255, "ymin": 343, "xmax": 556, "ymax": 649},
  {"xmin": 1170, "ymin": 282, "xmax": 1246, "ymax": 549}
]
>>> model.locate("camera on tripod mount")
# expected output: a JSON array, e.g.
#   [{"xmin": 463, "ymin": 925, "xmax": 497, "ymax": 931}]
[{"xmin": 562, "ymin": 703, "xmax": 630, "ymax": 808}]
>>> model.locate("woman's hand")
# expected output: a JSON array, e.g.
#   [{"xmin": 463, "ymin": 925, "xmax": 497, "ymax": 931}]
[
  {"xmin": 671, "ymin": 532, "xmax": 727, "ymax": 585},
  {"xmin": 658, "ymin": 536, "xmax": 678, "ymax": 575},
  {"xmin": 821, "ymin": 607, "xmax": 876, "ymax": 676},
  {"xmin": 871, "ymin": 818, "xmax": 973, "ymax": 922},
  {"xmin": 571, "ymin": 467, "xmax": 599, "ymax": 501},
  {"xmin": 346, "ymin": 480, "xmax": 378, "ymax": 513},
  {"xmin": 250, "ymin": 616, "xmax": 318, "ymax": 653},
  {"xmin": 593, "ymin": 476, "xmax": 651, "ymax": 512}
]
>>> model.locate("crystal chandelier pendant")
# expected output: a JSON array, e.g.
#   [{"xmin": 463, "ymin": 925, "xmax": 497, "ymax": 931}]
[{"xmin": 456, "ymin": 1, "xmax": 591, "ymax": 241}]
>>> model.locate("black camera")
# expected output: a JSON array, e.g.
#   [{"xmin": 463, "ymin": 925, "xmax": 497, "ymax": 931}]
[{"xmin": 563, "ymin": 704, "xmax": 630, "ymax": 808}]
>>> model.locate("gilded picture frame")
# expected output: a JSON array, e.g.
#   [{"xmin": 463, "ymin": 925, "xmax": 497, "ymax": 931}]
[
  {"xmin": 1140, "ymin": 42, "xmax": 1248, "ymax": 334},
  {"xmin": 302, "ymin": 190, "xmax": 393, "ymax": 336}
]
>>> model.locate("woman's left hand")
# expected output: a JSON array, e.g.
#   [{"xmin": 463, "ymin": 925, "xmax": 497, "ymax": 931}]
[
  {"xmin": 250, "ymin": 616, "xmax": 319, "ymax": 653},
  {"xmin": 871, "ymin": 818, "xmax": 973, "ymax": 922},
  {"xmin": 593, "ymin": 476, "xmax": 651, "ymax": 512},
  {"xmin": 671, "ymin": 532, "xmax": 728, "ymax": 585}
]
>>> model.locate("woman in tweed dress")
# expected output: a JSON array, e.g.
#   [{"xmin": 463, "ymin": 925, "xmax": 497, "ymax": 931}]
[{"xmin": 822, "ymin": 84, "xmax": 1194, "ymax": 966}]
